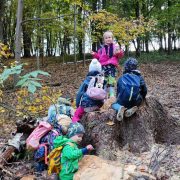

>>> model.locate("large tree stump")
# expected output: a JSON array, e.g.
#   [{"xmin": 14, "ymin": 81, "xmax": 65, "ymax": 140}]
[
  {"xmin": 74, "ymin": 155, "xmax": 156, "ymax": 180},
  {"xmin": 81, "ymin": 96, "xmax": 180, "ymax": 159}
]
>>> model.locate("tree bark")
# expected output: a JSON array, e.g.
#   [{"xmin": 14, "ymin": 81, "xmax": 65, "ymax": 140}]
[
  {"xmin": 158, "ymin": 33, "xmax": 163, "ymax": 52},
  {"xmin": 167, "ymin": 0, "xmax": 172, "ymax": 54},
  {"xmin": 163, "ymin": 34, "xmax": 167, "ymax": 51},
  {"xmin": 78, "ymin": 7, "xmax": 83, "ymax": 57},
  {"xmin": 91, "ymin": 0, "xmax": 98, "ymax": 52},
  {"xmin": 102, "ymin": 0, "xmax": 107, "ymax": 9},
  {"xmin": 0, "ymin": 0, "xmax": 6, "ymax": 42},
  {"xmin": 135, "ymin": 1, "xmax": 141, "ymax": 57},
  {"xmin": 81, "ymin": 96, "xmax": 180, "ymax": 160},
  {"xmin": 22, "ymin": 25, "xmax": 32, "ymax": 57}
]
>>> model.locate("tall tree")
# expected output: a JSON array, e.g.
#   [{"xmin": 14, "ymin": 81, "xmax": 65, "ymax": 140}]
[{"xmin": 0, "ymin": 0, "xmax": 6, "ymax": 42}]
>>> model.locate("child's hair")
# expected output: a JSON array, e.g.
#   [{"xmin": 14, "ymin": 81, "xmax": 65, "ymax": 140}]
[
  {"xmin": 124, "ymin": 58, "xmax": 138, "ymax": 72},
  {"xmin": 103, "ymin": 31, "xmax": 114, "ymax": 40}
]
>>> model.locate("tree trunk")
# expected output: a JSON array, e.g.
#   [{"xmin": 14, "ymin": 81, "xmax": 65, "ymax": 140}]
[
  {"xmin": 145, "ymin": 35, "xmax": 149, "ymax": 53},
  {"xmin": 136, "ymin": 38, "xmax": 141, "ymax": 57},
  {"xmin": 102, "ymin": 0, "xmax": 107, "ymax": 9},
  {"xmin": 164, "ymin": 34, "xmax": 167, "ymax": 51},
  {"xmin": 135, "ymin": 1, "xmax": 141, "ymax": 57},
  {"xmin": 0, "ymin": 0, "xmax": 6, "ymax": 42},
  {"xmin": 159, "ymin": 33, "xmax": 163, "ymax": 52},
  {"xmin": 167, "ymin": 0, "xmax": 172, "ymax": 55},
  {"xmin": 81, "ymin": 96, "xmax": 180, "ymax": 160},
  {"xmin": 78, "ymin": 7, "xmax": 83, "ymax": 57},
  {"xmin": 91, "ymin": 0, "xmax": 98, "ymax": 52},
  {"xmin": 172, "ymin": 33, "xmax": 176, "ymax": 51},
  {"xmin": 22, "ymin": 25, "xmax": 32, "ymax": 57},
  {"xmin": 46, "ymin": 32, "xmax": 50, "ymax": 56}
]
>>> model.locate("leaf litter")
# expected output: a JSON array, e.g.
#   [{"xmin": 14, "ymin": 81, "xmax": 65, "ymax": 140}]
[{"xmin": 0, "ymin": 61, "xmax": 180, "ymax": 179}]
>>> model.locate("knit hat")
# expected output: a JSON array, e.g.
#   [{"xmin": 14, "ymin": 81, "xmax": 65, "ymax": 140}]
[
  {"xmin": 89, "ymin": 59, "xmax": 102, "ymax": 73},
  {"xmin": 67, "ymin": 122, "xmax": 85, "ymax": 138},
  {"xmin": 124, "ymin": 58, "xmax": 138, "ymax": 72}
]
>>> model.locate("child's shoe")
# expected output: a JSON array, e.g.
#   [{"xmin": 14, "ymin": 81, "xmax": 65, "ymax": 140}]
[
  {"xmin": 124, "ymin": 106, "xmax": 138, "ymax": 117},
  {"xmin": 117, "ymin": 106, "xmax": 126, "ymax": 121}
]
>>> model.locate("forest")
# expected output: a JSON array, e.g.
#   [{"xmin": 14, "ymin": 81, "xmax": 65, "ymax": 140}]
[{"xmin": 0, "ymin": 0, "xmax": 180, "ymax": 180}]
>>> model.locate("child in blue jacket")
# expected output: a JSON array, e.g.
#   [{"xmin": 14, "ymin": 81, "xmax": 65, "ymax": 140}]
[
  {"xmin": 112, "ymin": 58, "xmax": 147, "ymax": 121},
  {"xmin": 72, "ymin": 59, "xmax": 105, "ymax": 122}
]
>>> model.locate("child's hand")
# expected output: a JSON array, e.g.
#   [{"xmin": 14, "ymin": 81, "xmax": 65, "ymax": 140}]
[
  {"xmin": 114, "ymin": 49, "xmax": 120, "ymax": 55},
  {"xmin": 91, "ymin": 51, "xmax": 95, "ymax": 56},
  {"xmin": 86, "ymin": 144, "xmax": 94, "ymax": 151}
]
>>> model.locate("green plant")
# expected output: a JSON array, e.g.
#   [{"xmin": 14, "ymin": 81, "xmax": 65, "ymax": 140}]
[
  {"xmin": 16, "ymin": 70, "xmax": 49, "ymax": 93},
  {"xmin": 0, "ymin": 63, "xmax": 50, "ymax": 93}
]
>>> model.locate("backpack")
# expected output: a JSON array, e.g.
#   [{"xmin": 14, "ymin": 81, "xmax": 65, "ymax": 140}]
[
  {"xmin": 118, "ymin": 73, "xmax": 140, "ymax": 103},
  {"xmin": 86, "ymin": 75, "xmax": 107, "ymax": 100},
  {"xmin": 47, "ymin": 142, "xmax": 74, "ymax": 175},
  {"xmin": 48, "ymin": 103, "xmax": 73, "ymax": 124},
  {"xmin": 26, "ymin": 121, "xmax": 57, "ymax": 150}
]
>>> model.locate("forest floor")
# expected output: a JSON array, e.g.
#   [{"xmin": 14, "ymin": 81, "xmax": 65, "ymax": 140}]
[
  {"xmin": 42, "ymin": 60, "xmax": 180, "ymax": 121},
  {"xmin": 0, "ymin": 60, "xmax": 180, "ymax": 179}
]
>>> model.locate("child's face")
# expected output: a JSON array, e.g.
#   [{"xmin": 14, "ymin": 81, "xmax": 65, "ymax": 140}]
[
  {"xmin": 104, "ymin": 33, "xmax": 113, "ymax": 45},
  {"xmin": 71, "ymin": 134, "xmax": 84, "ymax": 144}
]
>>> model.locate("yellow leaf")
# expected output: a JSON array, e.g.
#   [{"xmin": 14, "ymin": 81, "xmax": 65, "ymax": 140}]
[{"xmin": 106, "ymin": 121, "xmax": 115, "ymax": 126}]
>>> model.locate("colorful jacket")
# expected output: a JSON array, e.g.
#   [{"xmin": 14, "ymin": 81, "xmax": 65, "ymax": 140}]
[
  {"xmin": 76, "ymin": 71, "xmax": 104, "ymax": 108},
  {"xmin": 53, "ymin": 136, "xmax": 87, "ymax": 180},
  {"xmin": 117, "ymin": 70, "xmax": 147, "ymax": 108},
  {"xmin": 93, "ymin": 43, "xmax": 124, "ymax": 67}
]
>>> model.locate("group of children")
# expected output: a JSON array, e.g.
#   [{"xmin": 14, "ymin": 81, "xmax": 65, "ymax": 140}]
[{"xmin": 28, "ymin": 31, "xmax": 147, "ymax": 180}]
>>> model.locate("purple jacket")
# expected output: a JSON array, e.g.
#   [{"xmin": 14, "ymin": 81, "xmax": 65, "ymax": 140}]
[{"xmin": 93, "ymin": 43, "xmax": 124, "ymax": 67}]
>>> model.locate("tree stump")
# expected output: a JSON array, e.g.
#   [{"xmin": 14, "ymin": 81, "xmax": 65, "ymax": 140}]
[
  {"xmin": 81, "ymin": 96, "xmax": 180, "ymax": 160},
  {"xmin": 0, "ymin": 118, "xmax": 35, "ymax": 166}
]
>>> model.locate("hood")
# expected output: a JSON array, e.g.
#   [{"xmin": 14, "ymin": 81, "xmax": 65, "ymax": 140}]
[
  {"xmin": 123, "ymin": 69, "xmax": 141, "ymax": 76},
  {"xmin": 53, "ymin": 136, "xmax": 72, "ymax": 148}
]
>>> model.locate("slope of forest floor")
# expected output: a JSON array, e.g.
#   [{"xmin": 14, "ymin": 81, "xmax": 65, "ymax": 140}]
[
  {"xmin": 41, "ymin": 61, "xmax": 180, "ymax": 121},
  {"xmin": 1, "ymin": 61, "xmax": 180, "ymax": 138},
  {"xmin": 0, "ymin": 60, "xmax": 180, "ymax": 179}
]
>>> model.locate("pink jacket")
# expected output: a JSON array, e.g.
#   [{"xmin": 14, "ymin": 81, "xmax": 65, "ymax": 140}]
[{"xmin": 93, "ymin": 44, "xmax": 124, "ymax": 67}]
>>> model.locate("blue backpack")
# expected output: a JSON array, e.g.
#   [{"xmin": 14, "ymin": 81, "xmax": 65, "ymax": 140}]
[{"xmin": 118, "ymin": 73, "xmax": 140, "ymax": 104}]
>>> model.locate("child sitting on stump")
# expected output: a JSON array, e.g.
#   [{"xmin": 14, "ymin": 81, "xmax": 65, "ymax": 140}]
[
  {"xmin": 112, "ymin": 58, "xmax": 147, "ymax": 121},
  {"xmin": 72, "ymin": 59, "xmax": 106, "ymax": 123}
]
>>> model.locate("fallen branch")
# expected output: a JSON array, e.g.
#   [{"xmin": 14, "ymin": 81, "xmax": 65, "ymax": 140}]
[{"xmin": 0, "ymin": 165, "xmax": 14, "ymax": 177}]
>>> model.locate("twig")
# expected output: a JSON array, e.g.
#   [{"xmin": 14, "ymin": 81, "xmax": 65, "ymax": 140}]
[
  {"xmin": 148, "ymin": 145, "xmax": 172, "ymax": 174},
  {"xmin": 0, "ymin": 155, "xmax": 14, "ymax": 165},
  {"xmin": 0, "ymin": 165, "xmax": 14, "ymax": 177}
]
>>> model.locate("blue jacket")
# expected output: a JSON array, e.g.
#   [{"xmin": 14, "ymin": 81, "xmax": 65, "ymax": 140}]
[
  {"xmin": 76, "ymin": 71, "xmax": 104, "ymax": 108},
  {"xmin": 117, "ymin": 70, "xmax": 147, "ymax": 108}
]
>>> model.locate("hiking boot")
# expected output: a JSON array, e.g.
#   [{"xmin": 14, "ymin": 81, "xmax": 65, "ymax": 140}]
[
  {"xmin": 117, "ymin": 106, "xmax": 126, "ymax": 121},
  {"xmin": 124, "ymin": 106, "xmax": 138, "ymax": 117}
]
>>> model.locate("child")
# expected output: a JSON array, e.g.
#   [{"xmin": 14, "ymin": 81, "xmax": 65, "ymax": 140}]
[
  {"xmin": 48, "ymin": 96, "xmax": 75, "ymax": 124},
  {"xmin": 34, "ymin": 97, "xmax": 73, "ymax": 172},
  {"xmin": 112, "ymin": 58, "xmax": 147, "ymax": 121},
  {"xmin": 72, "ymin": 59, "xmax": 105, "ymax": 123},
  {"xmin": 91, "ymin": 31, "xmax": 124, "ymax": 98},
  {"xmin": 53, "ymin": 122, "xmax": 94, "ymax": 180}
]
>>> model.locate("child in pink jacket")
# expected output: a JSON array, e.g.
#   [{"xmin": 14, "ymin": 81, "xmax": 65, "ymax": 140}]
[{"xmin": 92, "ymin": 31, "xmax": 124, "ymax": 98}]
